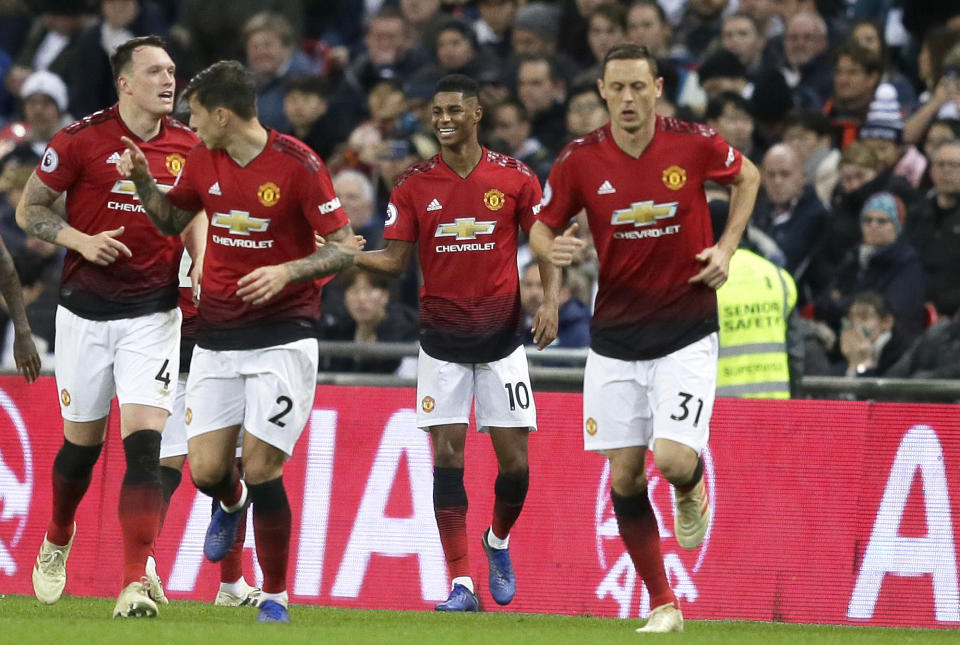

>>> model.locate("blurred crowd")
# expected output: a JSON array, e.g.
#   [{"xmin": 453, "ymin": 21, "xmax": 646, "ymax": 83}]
[{"xmin": 1, "ymin": 0, "xmax": 960, "ymax": 381}]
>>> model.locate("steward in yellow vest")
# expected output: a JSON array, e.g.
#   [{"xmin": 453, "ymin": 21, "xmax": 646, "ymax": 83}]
[{"xmin": 716, "ymin": 249, "xmax": 796, "ymax": 398}]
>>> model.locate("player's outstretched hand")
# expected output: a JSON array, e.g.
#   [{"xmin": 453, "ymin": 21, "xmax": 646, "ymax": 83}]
[
  {"xmin": 236, "ymin": 265, "xmax": 290, "ymax": 306},
  {"xmin": 13, "ymin": 329, "xmax": 41, "ymax": 383},
  {"xmin": 549, "ymin": 222, "xmax": 585, "ymax": 267},
  {"xmin": 531, "ymin": 303, "xmax": 559, "ymax": 350},
  {"xmin": 79, "ymin": 226, "xmax": 132, "ymax": 265},
  {"xmin": 689, "ymin": 244, "xmax": 732, "ymax": 289},
  {"xmin": 118, "ymin": 136, "xmax": 151, "ymax": 181}
]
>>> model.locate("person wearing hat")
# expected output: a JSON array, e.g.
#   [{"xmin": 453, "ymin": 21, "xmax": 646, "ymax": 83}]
[
  {"xmin": 858, "ymin": 83, "xmax": 927, "ymax": 189},
  {"xmin": 0, "ymin": 70, "xmax": 70, "ymax": 158},
  {"xmin": 813, "ymin": 191, "xmax": 927, "ymax": 341}
]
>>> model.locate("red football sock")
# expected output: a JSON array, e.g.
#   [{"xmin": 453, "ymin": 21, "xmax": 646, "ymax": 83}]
[
  {"xmin": 249, "ymin": 478, "xmax": 290, "ymax": 594},
  {"xmin": 612, "ymin": 491, "xmax": 677, "ymax": 609},
  {"xmin": 220, "ymin": 506, "xmax": 248, "ymax": 584},
  {"xmin": 119, "ymin": 431, "xmax": 163, "ymax": 587},
  {"xmin": 435, "ymin": 507, "xmax": 470, "ymax": 578},
  {"xmin": 47, "ymin": 440, "xmax": 102, "ymax": 546}
]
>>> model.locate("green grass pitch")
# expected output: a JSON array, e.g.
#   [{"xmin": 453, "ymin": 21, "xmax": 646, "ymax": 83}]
[{"xmin": 0, "ymin": 594, "xmax": 951, "ymax": 645}]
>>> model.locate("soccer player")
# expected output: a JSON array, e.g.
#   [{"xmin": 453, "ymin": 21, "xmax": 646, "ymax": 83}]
[
  {"xmin": 152, "ymin": 231, "xmax": 262, "ymax": 608},
  {"xmin": 530, "ymin": 43, "xmax": 760, "ymax": 633},
  {"xmin": 119, "ymin": 60, "xmax": 358, "ymax": 623},
  {"xmin": 16, "ymin": 36, "xmax": 199, "ymax": 618},
  {"xmin": 356, "ymin": 74, "xmax": 560, "ymax": 611}
]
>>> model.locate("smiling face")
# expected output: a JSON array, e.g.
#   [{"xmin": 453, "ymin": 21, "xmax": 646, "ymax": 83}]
[
  {"xmin": 432, "ymin": 91, "xmax": 481, "ymax": 148},
  {"xmin": 116, "ymin": 45, "xmax": 176, "ymax": 117},
  {"xmin": 599, "ymin": 57, "xmax": 662, "ymax": 134}
]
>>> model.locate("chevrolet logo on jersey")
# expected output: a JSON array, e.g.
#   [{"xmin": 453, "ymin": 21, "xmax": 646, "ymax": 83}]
[
  {"xmin": 212, "ymin": 210, "xmax": 270, "ymax": 235},
  {"xmin": 611, "ymin": 201, "xmax": 679, "ymax": 227},
  {"xmin": 434, "ymin": 218, "xmax": 497, "ymax": 240},
  {"xmin": 108, "ymin": 180, "xmax": 173, "ymax": 213}
]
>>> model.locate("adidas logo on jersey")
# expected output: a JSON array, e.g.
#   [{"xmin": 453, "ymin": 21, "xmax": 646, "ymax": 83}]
[
  {"xmin": 427, "ymin": 198, "xmax": 442, "ymax": 211},
  {"xmin": 208, "ymin": 182, "xmax": 222, "ymax": 195},
  {"xmin": 597, "ymin": 180, "xmax": 616, "ymax": 195},
  {"xmin": 106, "ymin": 152, "xmax": 122, "ymax": 165}
]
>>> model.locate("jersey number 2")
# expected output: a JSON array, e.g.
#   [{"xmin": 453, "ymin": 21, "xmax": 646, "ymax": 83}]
[{"xmin": 269, "ymin": 396, "xmax": 293, "ymax": 427}]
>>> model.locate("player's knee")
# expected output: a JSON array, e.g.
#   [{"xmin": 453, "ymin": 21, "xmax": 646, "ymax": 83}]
[
  {"xmin": 53, "ymin": 439, "xmax": 103, "ymax": 481},
  {"xmin": 432, "ymin": 443, "xmax": 464, "ymax": 468},
  {"xmin": 656, "ymin": 454, "xmax": 699, "ymax": 486},
  {"xmin": 191, "ymin": 463, "xmax": 232, "ymax": 493},
  {"xmin": 609, "ymin": 467, "xmax": 647, "ymax": 497},
  {"xmin": 433, "ymin": 466, "xmax": 468, "ymax": 509},
  {"xmin": 121, "ymin": 430, "xmax": 161, "ymax": 484}
]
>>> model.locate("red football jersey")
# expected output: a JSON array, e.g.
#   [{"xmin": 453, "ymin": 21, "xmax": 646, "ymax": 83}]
[
  {"xmin": 35, "ymin": 106, "xmax": 197, "ymax": 319},
  {"xmin": 167, "ymin": 129, "xmax": 348, "ymax": 350},
  {"xmin": 539, "ymin": 118, "xmax": 742, "ymax": 360},
  {"xmin": 385, "ymin": 148, "xmax": 542, "ymax": 363}
]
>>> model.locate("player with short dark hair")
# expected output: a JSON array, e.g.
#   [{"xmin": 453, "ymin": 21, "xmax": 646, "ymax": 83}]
[
  {"xmin": 119, "ymin": 59, "xmax": 358, "ymax": 624},
  {"xmin": 357, "ymin": 73, "xmax": 560, "ymax": 611},
  {"xmin": 530, "ymin": 43, "xmax": 761, "ymax": 633},
  {"xmin": 18, "ymin": 35, "xmax": 200, "ymax": 619}
]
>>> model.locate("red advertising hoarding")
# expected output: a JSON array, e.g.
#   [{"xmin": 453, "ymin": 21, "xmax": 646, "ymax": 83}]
[{"xmin": 0, "ymin": 378, "xmax": 957, "ymax": 627}]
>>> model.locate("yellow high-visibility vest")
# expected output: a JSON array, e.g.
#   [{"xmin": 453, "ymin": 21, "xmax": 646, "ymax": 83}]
[{"xmin": 716, "ymin": 249, "xmax": 796, "ymax": 399}]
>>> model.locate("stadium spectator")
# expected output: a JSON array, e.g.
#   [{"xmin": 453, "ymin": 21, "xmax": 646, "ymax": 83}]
[
  {"xmin": 320, "ymin": 266, "xmax": 419, "ymax": 373},
  {"xmin": 519, "ymin": 261, "xmax": 591, "ymax": 348},
  {"xmin": 857, "ymin": 85, "xmax": 927, "ymax": 189},
  {"xmin": 705, "ymin": 92, "xmax": 757, "ymax": 161},
  {"xmin": 169, "ymin": 0, "xmax": 303, "ymax": 77},
  {"xmin": 400, "ymin": 0, "xmax": 445, "ymax": 52},
  {"xmin": 752, "ymin": 143, "xmax": 828, "ymax": 279},
  {"xmin": 531, "ymin": 43, "xmax": 761, "ymax": 633},
  {"xmin": 120, "ymin": 60, "xmax": 358, "ymax": 623},
  {"xmin": 625, "ymin": 1, "xmax": 675, "ymax": 58},
  {"xmin": 6, "ymin": 1, "xmax": 89, "ymax": 98},
  {"xmin": 242, "ymin": 12, "xmax": 316, "ymax": 131},
  {"xmin": 564, "ymin": 81, "xmax": 608, "ymax": 140},
  {"xmin": 333, "ymin": 169, "xmax": 385, "ymax": 250},
  {"xmin": 781, "ymin": 109, "xmax": 840, "ymax": 203},
  {"xmin": 903, "ymin": 27, "xmax": 960, "ymax": 146},
  {"xmin": 836, "ymin": 290, "xmax": 910, "ymax": 377},
  {"xmin": 886, "ymin": 308, "xmax": 960, "ymax": 379},
  {"xmin": 511, "ymin": 2, "xmax": 562, "ymax": 58},
  {"xmin": 282, "ymin": 76, "xmax": 343, "ymax": 162},
  {"xmin": 342, "ymin": 6, "xmax": 429, "ymax": 113},
  {"xmin": 0, "ymin": 145, "xmax": 41, "ymax": 253},
  {"xmin": 903, "ymin": 140, "xmax": 960, "ymax": 318},
  {"xmin": 847, "ymin": 20, "xmax": 916, "ymax": 112},
  {"xmin": 582, "ymin": 3, "xmax": 628, "ymax": 78},
  {"xmin": 721, "ymin": 12, "xmax": 765, "ymax": 81},
  {"xmin": 813, "ymin": 192, "xmax": 927, "ymax": 341},
  {"xmin": 515, "ymin": 54, "xmax": 568, "ymax": 155},
  {"xmin": 19, "ymin": 35, "xmax": 195, "ymax": 619},
  {"xmin": 490, "ymin": 99, "xmax": 552, "ymax": 184},
  {"xmin": 412, "ymin": 17, "xmax": 499, "ymax": 89},
  {"xmin": 66, "ymin": 0, "xmax": 170, "ymax": 118},
  {"xmin": 473, "ymin": 0, "xmax": 518, "ymax": 61},
  {"xmin": 777, "ymin": 11, "xmax": 832, "ymax": 106},
  {"xmin": 697, "ymin": 49, "xmax": 751, "ymax": 102},
  {"xmin": 0, "ymin": 247, "xmax": 56, "ymax": 371},
  {"xmin": 557, "ymin": 0, "xmax": 605, "ymax": 69},
  {"xmin": 0, "ymin": 70, "xmax": 70, "ymax": 158},
  {"xmin": 673, "ymin": 0, "xmax": 728, "ymax": 61},
  {"xmin": 357, "ymin": 73, "xmax": 559, "ymax": 613},
  {"xmin": 919, "ymin": 117, "xmax": 960, "ymax": 190},
  {"xmin": 824, "ymin": 43, "xmax": 884, "ymax": 149}
]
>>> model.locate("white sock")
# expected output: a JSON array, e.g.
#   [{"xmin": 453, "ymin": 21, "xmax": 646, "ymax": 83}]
[
  {"xmin": 221, "ymin": 479, "xmax": 247, "ymax": 513},
  {"xmin": 260, "ymin": 590, "xmax": 288, "ymax": 608},
  {"xmin": 219, "ymin": 578, "xmax": 247, "ymax": 594},
  {"xmin": 485, "ymin": 526, "xmax": 509, "ymax": 550},
  {"xmin": 451, "ymin": 576, "xmax": 474, "ymax": 594}
]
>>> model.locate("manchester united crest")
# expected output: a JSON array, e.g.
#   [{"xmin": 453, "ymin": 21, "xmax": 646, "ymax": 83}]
[
  {"xmin": 257, "ymin": 182, "xmax": 281, "ymax": 206},
  {"xmin": 585, "ymin": 417, "xmax": 597, "ymax": 436},
  {"xmin": 185, "ymin": 408, "xmax": 193, "ymax": 425},
  {"xmin": 421, "ymin": 396, "xmax": 436, "ymax": 413},
  {"xmin": 60, "ymin": 389, "xmax": 71, "ymax": 407},
  {"xmin": 165, "ymin": 153, "xmax": 185, "ymax": 175},
  {"xmin": 483, "ymin": 188, "xmax": 505, "ymax": 211},
  {"xmin": 662, "ymin": 165, "xmax": 687, "ymax": 190}
]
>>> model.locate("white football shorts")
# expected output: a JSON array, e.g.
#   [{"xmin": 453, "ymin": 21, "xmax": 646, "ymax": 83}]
[
  {"xmin": 55, "ymin": 306, "xmax": 181, "ymax": 422},
  {"xmin": 416, "ymin": 344, "xmax": 537, "ymax": 432},
  {"xmin": 184, "ymin": 338, "xmax": 318, "ymax": 457},
  {"xmin": 582, "ymin": 333, "xmax": 718, "ymax": 454}
]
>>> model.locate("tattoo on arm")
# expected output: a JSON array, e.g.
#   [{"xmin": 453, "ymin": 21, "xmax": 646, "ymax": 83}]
[
  {"xmin": 17, "ymin": 175, "xmax": 66, "ymax": 244},
  {"xmin": 133, "ymin": 175, "xmax": 198, "ymax": 235},
  {"xmin": 286, "ymin": 225, "xmax": 356, "ymax": 283}
]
